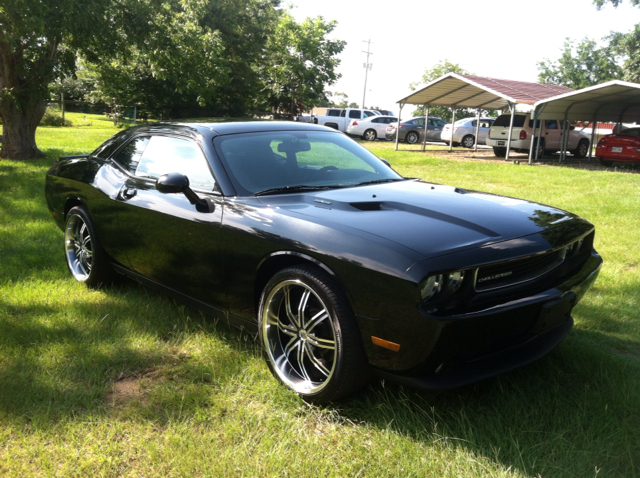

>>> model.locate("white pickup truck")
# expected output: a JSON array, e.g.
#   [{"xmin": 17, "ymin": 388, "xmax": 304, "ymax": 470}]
[
  {"xmin": 313, "ymin": 108, "xmax": 381, "ymax": 132},
  {"xmin": 486, "ymin": 113, "xmax": 591, "ymax": 158}
]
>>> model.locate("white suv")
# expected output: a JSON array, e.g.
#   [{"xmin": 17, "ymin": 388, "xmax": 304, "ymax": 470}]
[{"xmin": 486, "ymin": 113, "xmax": 591, "ymax": 158}]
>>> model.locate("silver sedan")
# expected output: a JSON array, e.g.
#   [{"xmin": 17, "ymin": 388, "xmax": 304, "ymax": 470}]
[
  {"xmin": 385, "ymin": 117, "xmax": 449, "ymax": 144},
  {"xmin": 441, "ymin": 117, "xmax": 495, "ymax": 148}
]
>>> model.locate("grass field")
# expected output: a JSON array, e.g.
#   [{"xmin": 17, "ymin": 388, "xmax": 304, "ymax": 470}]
[{"xmin": 1, "ymin": 113, "xmax": 639, "ymax": 477}]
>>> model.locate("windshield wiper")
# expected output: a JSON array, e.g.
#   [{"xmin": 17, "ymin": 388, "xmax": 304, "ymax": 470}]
[
  {"xmin": 353, "ymin": 178, "xmax": 407, "ymax": 187},
  {"xmin": 253, "ymin": 185, "xmax": 344, "ymax": 196}
]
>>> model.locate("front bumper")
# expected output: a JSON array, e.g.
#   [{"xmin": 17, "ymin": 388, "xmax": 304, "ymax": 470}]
[{"xmin": 372, "ymin": 251, "xmax": 602, "ymax": 389}]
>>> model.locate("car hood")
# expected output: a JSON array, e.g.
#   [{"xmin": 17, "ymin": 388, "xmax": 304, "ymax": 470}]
[{"xmin": 257, "ymin": 180, "xmax": 580, "ymax": 259}]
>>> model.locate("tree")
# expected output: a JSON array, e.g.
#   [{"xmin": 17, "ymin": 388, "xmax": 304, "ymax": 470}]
[
  {"xmin": 593, "ymin": 0, "xmax": 640, "ymax": 8},
  {"xmin": 0, "ymin": 0, "xmax": 230, "ymax": 159},
  {"xmin": 537, "ymin": 37, "xmax": 623, "ymax": 89},
  {"xmin": 258, "ymin": 14, "xmax": 345, "ymax": 115},
  {"xmin": 409, "ymin": 60, "xmax": 477, "ymax": 121}
]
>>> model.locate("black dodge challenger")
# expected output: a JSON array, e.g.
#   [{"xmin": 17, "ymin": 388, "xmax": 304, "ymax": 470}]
[{"xmin": 45, "ymin": 121, "xmax": 603, "ymax": 403}]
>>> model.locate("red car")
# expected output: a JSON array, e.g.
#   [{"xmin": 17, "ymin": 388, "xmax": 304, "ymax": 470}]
[{"xmin": 596, "ymin": 127, "xmax": 640, "ymax": 166}]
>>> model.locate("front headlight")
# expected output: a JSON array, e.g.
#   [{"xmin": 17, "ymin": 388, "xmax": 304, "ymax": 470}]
[
  {"xmin": 447, "ymin": 270, "xmax": 465, "ymax": 294},
  {"xmin": 420, "ymin": 274, "xmax": 443, "ymax": 301},
  {"xmin": 420, "ymin": 270, "xmax": 468, "ymax": 303}
]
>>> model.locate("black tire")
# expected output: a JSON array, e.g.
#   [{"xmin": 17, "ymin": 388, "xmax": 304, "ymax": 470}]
[
  {"xmin": 599, "ymin": 158, "xmax": 613, "ymax": 167},
  {"xmin": 461, "ymin": 135, "xmax": 475, "ymax": 148},
  {"xmin": 363, "ymin": 129, "xmax": 377, "ymax": 141},
  {"xmin": 533, "ymin": 138, "xmax": 545, "ymax": 159},
  {"xmin": 64, "ymin": 206, "xmax": 115, "ymax": 287},
  {"xmin": 452, "ymin": 141, "xmax": 460, "ymax": 147},
  {"xmin": 258, "ymin": 265, "xmax": 369, "ymax": 403},
  {"xmin": 405, "ymin": 131, "xmax": 419, "ymax": 144},
  {"xmin": 493, "ymin": 147, "xmax": 507, "ymax": 158},
  {"xmin": 573, "ymin": 140, "xmax": 589, "ymax": 159}
]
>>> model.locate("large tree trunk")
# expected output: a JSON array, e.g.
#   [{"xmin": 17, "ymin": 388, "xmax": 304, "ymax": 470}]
[{"xmin": 0, "ymin": 98, "xmax": 47, "ymax": 159}]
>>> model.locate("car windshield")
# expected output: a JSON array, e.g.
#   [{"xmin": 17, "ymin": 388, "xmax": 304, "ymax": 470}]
[{"xmin": 214, "ymin": 131, "xmax": 403, "ymax": 195}]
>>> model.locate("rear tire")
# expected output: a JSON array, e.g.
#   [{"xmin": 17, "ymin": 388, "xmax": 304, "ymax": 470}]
[
  {"xmin": 363, "ymin": 129, "xmax": 377, "ymax": 141},
  {"xmin": 258, "ymin": 265, "xmax": 369, "ymax": 403},
  {"xmin": 573, "ymin": 140, "xmax": 589, "ymax": 159},
  {"xmin": 64, "ymin": 206, "xmax": 115, "ymax": 287},
  {"xmin": 405, "ymin": 131, "xmax": 419, "ymax": 144},
  {"xmin": 461, "ymin": 135, "xmax": 475, "ymax": 148},
  {"xmin": 493, "ymin": 147, "xmax": 507, "ymax": 158}
]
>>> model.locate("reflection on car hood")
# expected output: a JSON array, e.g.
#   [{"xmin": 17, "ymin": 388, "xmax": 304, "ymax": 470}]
[{"xmin": 257, "ymin": 180, "xmax": 579, "ymax": 258}]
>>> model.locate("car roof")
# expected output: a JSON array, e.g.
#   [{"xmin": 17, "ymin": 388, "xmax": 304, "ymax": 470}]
[{"xmin": 120, "ymin": 121, "xmax": 338, "ymax": 138}]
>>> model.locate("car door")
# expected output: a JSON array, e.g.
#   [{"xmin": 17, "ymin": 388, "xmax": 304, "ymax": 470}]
[
  {"xmin": 544, "ymin": 120, "xmax": 562, "ymax": 151},
  {"xmin": 428, "ymin": 118, "xmax": 446, "ymax": 141},
  {"xmin": 114, "ymin": 134, "xmax": 227, "ymax": 310}
]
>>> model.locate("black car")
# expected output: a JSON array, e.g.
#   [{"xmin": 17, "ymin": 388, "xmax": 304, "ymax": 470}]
[{"xmin": 45, "ymin": 122, "xmax": 602, "ymax": 403}]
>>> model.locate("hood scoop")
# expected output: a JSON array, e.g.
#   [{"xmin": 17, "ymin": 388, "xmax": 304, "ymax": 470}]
[{"xmin": 350, "ymin": 201, "xmax": 383, "ymax": 211}]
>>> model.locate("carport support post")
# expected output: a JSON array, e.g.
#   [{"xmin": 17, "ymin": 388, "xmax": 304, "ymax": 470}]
[
  {"xmin": 560, "ymin": 117, "xmax": 570, "ymax": 163},
  {"xmin": 395, "ymin": 103, "xmax": 404, "ymax": 151},
  {"xmin": 589, "ymin": 115, "xmax": 597, "ymax": 161},
  {"xmin": 474, "ymin": 109, "xmax": 481, "ymax": 151},
  {"xmin": 422, "ymin": 104, "xmax": 430, "ymax": 151},
  {"xmin": 505, "ymin": 102, "xmax": 515, "ymax": 160},
  {"xmin": 528, "ymin": 118, "xmax": 538, "ymax": 165},
  {"xmin": 449, "ymin": 109, "xmax": 456, "ymax": 151}
]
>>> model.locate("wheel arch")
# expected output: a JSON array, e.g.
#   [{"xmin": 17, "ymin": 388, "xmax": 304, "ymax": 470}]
[
  {"xmin": 254, "ymin": 251, "xmax": 348, "ymax": 315},
  {"xmin": 63, "ymin": 197, "xmax": 86, "ymax": 220}
]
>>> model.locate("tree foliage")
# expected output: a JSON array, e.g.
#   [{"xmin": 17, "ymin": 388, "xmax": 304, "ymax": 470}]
[
  {"xmin": 537, "ymin": 37, "xmax": 623, "ymax": 89},
  {"xmin": 257, "ymin": 14, "xmax": 345, "ymax": 115},
  {"xmin": 0, "ymin": 0, "xmax": 231, "ymax": 158},
  {"xmin": 593, "ymin": 0, "xmax": 640, "ymax": 8},
  {"xmin": 409, "ymin": 60, "xmax": 477, "ymax": 121}
]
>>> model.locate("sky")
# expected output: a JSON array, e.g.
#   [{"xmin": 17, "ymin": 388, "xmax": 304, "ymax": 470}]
[{"xmin": 287, "ymin": 0, "xmax": 639, "ymax": 118}]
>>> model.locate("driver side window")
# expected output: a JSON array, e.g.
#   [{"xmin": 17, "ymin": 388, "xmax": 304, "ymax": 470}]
[{"xmin": 134, "ymin": 136, "xmax": 216, "ymax": 191}]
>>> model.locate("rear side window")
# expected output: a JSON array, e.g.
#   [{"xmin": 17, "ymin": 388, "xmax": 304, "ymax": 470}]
[
  {"xmin": 493, "ymin": 115, "xmax": 527, "ymax": 128},
  {"xmin": 327, "ymin": 110, "xmax": 340, "ymax": 117},
  {"xmin": 349, "ymin": 110, "xmax": 362, "ymax": 119},
  {"xmin": 113, "ymin": 136, "xmax": 150, "ymax": 173}
]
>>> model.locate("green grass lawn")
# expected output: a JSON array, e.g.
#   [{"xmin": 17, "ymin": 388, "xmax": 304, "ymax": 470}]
[{"xmin": 1, "ymin": 115, "xmax": 639, "ymax": 477}]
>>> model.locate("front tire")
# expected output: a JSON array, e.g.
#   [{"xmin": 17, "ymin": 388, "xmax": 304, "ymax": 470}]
[
  {"xmin": 258, "ymin": 265, "xmax": 369, "ymax": 403},
  {"xmin": 64, "ymin": 206, "xmax": 115, "ymax": 287},
  {"xmin": 461, "ymin": 135, "xmax": 475, "ymax": 148},
  {"xmin": 405, "ymin": 131, "xmax": 419, "ymax": 144},
  {"xmin": 363, "ymin": 129, "xmax": 377, "ymax": 141}
]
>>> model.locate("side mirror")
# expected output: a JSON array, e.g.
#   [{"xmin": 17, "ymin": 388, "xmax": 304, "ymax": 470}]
[{"xmin": 156, "ymin": 173, "xmax": 215, "ymax": 213}]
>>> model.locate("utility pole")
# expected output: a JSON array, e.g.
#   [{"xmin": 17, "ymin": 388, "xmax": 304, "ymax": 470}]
[{"xmin": 362, "ymin": 39, "xmax": 373, "ymax": 109}]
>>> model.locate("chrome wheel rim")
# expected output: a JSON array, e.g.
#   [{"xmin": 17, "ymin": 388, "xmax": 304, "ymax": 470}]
[
  {"xmin": 407, "ymin": 133, "xmax": 418, "ymax": 144},
  {"xmin": 364, "ymin": 130, "xmax": 376, "ymax": 141},
  {"xmin": 462, "ymin": 136, "xmax": 474, "ymax": 148},
  {"xmin": 262, "ymin": 279, "xmax": 337, "ymax": 394},
  {"xmin": 65, "ymin": 214, "xmax": 93, "ymax": 280}
]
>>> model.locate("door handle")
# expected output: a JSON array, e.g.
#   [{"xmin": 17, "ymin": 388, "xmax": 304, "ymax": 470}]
[{"xmin": 122, "ymin": 187, "xmax": 137, "ymax": 199}]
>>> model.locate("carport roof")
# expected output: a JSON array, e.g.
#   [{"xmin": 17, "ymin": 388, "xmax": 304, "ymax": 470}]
[
  {"xmin": 396, "ymin": 73, "xmax": 573, "ymax": 110},
  {"xmin": 532, "ymin": 80, "xmax": 640, "ymax": 122}
]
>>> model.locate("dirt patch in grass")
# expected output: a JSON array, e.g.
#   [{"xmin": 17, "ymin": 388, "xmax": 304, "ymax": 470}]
[{"xmin": 105, "ymin": 370, "xmax": 162, "ymax": 407}]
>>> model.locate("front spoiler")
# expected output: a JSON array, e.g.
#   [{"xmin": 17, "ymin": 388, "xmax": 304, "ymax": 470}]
[{"xmin": 374, "ymin": 317, "xmax": 572, "ymax": 390}]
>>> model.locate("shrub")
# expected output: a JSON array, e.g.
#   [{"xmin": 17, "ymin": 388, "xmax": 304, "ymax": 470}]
[{"xmin": 40, "ymin": 107, "xmax": 73, "ymax": 126}]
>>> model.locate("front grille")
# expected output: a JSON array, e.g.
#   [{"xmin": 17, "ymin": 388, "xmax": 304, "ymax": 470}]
[{"xmin": 475, "ymin": 248, "xmax": 566, "ymax": 291}]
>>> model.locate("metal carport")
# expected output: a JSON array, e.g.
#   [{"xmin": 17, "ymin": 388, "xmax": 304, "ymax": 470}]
[
  {"xmin": 395, "ymin": 73, "xmax": 573, "ymax": 158},
  {"xmin": 529, "ymin": 80, "xmax": 640, "ymax": 164}
]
